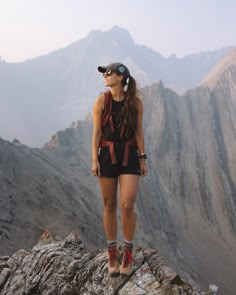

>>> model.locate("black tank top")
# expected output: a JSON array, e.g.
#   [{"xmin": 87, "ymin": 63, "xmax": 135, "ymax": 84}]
[{"xmin": 102, "ymin": 97, "xmax": 134, "ymax": 141}]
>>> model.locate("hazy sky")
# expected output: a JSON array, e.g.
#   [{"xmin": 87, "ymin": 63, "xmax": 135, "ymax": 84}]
[{"xmin": 0, "ymin": 0, "xmax": 236, "ymax": 62}]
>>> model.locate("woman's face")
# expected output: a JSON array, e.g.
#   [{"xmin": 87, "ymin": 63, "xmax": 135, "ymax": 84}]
[{"xmin": 103, "ymin": 70, "xmax": 123, "ymax": 87}]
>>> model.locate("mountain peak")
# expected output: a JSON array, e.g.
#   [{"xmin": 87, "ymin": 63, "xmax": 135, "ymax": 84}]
[
  {"xmin": 104, "ymin": 26, "xmax": 134, "ymax": 46},
  {"xmin": 200, "ymin": 48, "xmax": 236, "ymax": 89},
  {"xmin": 110, "ymin": 25, "xmax": 130, "ymax": 34}
]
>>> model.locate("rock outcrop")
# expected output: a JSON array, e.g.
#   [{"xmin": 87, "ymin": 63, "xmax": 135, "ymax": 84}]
[{"xmin": 0, "ymin": 231, "xmax": 207, "ymax": 295}]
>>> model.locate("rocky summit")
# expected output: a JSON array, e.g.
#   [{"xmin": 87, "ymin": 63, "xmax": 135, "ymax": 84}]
[{"xmin": 0, "ymin": 231, "xmax": 210, "ymax": 295}]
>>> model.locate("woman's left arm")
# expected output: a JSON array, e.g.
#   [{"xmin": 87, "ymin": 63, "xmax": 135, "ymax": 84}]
[{"xmin": 135, "ymin": 98, "xmax": 148, "ymax": 176}]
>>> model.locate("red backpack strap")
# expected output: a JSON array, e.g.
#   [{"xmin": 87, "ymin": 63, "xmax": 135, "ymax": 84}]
[{"xmin": 101, "ymin": 91, "xmax": 112, "ymax": 128}]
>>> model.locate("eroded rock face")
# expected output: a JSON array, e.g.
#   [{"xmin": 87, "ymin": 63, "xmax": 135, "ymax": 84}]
[{"xmin": 0, "ymin": 232, "xmax": 205, "ymax": 295}]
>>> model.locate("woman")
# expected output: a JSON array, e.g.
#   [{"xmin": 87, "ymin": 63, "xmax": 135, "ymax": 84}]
[{"xmin": 91, "ymin": 62, "xmax": 147, "ymax": 276}]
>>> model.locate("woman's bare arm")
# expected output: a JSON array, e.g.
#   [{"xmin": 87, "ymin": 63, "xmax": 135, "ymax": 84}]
[
  {"xmin": 91, "ymin": 94, "xmax": 104, "ymax": 176},
  {"xmin": 135, "ymin": 98, "xmax": 148, "ymax": 176},
  {"xmin": 135, "ymin": 98, "xmax": 145, "ymax": 154}
]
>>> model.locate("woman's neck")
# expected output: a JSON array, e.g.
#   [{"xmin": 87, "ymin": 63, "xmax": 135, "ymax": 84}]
[{"xmin": 110, "ymin": 86, "xmax": 125, "ymax": 101}]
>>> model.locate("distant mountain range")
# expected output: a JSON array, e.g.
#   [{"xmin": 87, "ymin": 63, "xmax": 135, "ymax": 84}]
[
  {"xmin": 0, "ymin": 47, "xmax": 236, "ymax": 294},
  {"xmin": 0, "ymin": 26, "xmax": 234, "ymax": 147}
]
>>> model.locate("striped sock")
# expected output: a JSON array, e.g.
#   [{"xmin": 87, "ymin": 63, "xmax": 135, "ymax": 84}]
[
  {"xmin": 107, "ymin": 240, "xmax": 117, "ymax": 248},
  {"xmin": 124, "ymin": 240, "xmax": 133, "ymax": 249}
]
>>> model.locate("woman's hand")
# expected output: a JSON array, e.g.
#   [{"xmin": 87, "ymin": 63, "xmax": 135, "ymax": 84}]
[
  {"xmin": 140, "ymin": 161, "xmax": 148, "ymax": 177},
  {"xmin": 91, "ymin": 160, "xmax": 101, "ymax": 177}
]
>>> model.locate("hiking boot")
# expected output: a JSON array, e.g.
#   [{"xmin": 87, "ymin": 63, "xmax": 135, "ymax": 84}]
[
  {"xmin": 107, "ymin": 247, "xmax": 120, "ymax": 275},
  {"xmin": 120, "ymin": 247, "xmax": 133, "ymax": 275}
]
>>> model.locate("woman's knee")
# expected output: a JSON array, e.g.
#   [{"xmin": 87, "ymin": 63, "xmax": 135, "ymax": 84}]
[
  {"xmin": 104, "ymin": 198, "xmax": 117, "ymax": 214},
  {"xmin": 120, "ymin": 201, "xmax": 135, "ymax": 215}
]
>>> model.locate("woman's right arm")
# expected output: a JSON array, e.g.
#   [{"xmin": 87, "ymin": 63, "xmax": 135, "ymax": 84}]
[{"xmin": 91, "ymin": 95, "xmax": 104, "ymax": 176}]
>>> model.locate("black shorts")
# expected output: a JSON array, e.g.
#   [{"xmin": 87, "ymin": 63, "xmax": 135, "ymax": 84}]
[{"xmin": 98, "ymin": 142, "xmax": 141, "ymax": 178}]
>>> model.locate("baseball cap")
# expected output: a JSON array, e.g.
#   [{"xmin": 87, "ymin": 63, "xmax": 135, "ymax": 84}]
[{"xmin": 97, "ymin": 62, "xmax": 130, "ymax": 78}]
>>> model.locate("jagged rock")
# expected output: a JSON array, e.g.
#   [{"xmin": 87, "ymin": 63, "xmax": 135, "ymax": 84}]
[
  {"xmin": 0, "ymin": 232, "xmax": 206, "ymax": 295},
  {"xmin": 12, "ymin": 139, "xmax": 21, "ymax": 145}
]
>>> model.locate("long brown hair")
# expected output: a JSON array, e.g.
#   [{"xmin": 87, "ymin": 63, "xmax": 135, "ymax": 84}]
[{"xmin": 117, "ymin": 75, "xmax": 138, "ymax": 139}]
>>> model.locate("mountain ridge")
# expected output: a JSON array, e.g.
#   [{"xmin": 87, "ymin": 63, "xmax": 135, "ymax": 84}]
[
  {"xmin": 0, "ymin": 26, "xmax": 234, "ymax": 147},
  {"xmin": 201, "ymin": 48, "xmax": 236, "ymax": 90}
]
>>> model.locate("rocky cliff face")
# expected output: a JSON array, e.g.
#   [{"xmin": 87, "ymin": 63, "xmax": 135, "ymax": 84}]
[
  {"xmin": 140, "ymin": 50, "xmax": 236, "ymax": 294},
  {"xmin": 0, "ymin": 50, "xmax": 235, "ymax": 294},
  {"xmin": 139, "ymin": 68, "xmax": 236, "ymax": 294},
  {"xmin": 0, "ymin": 231, "xmax": 208, "ymax": 295}
]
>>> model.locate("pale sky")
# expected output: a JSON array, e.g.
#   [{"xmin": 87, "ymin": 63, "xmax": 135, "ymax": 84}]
[{"xmin": 0, "ymin": 0, "xmax": 236, "ymax": 62}]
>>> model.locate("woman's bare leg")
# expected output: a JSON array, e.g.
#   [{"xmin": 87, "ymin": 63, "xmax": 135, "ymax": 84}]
[
  {"xmin": 98, "ymin": 177, "xmax": 118, "ymax": 240},
  {"xmin": 119, "ymin": 175, "xmax": 140, "ymax": 241}
]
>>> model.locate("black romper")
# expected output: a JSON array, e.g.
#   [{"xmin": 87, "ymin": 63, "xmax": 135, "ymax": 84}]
[{"xmin": 98, "ymin": 93, "xmax": 141, "ymax": 178}]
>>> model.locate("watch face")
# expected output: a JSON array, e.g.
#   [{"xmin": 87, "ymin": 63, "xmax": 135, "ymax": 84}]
[{"xmin": 139, "ymin": 154, "xmax": 147, "ymax": 159}]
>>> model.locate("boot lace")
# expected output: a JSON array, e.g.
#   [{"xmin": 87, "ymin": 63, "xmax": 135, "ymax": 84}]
[
  {"xmin": 108, "ymin": 247, "xmax": 117, "ymax": 266},
  {"xmin": 123, "ymin": 247, "xmax": 133, "ymax": 267}
]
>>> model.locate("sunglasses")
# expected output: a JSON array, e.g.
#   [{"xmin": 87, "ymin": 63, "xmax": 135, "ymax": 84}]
[{"xmin": 103, "ymin": 69, "xmax": 113, "ymax": 77}]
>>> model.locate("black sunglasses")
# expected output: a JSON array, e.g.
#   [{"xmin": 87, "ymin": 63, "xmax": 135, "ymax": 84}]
[{"xmin": 103, "ymin": 69, "xmax": 113, "ymax": 77}]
